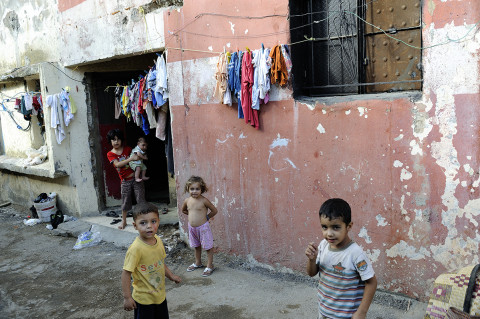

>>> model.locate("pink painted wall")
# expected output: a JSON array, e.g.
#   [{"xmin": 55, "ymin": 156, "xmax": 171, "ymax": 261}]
[{"xmin": 164, "ymin": 0, "xmax": 480, "ymax": 300}]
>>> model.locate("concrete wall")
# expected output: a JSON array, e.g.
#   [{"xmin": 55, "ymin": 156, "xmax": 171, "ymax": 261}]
[{"xmin": 164, "ymin": 0, "xmax": 480, "ymax": 300}]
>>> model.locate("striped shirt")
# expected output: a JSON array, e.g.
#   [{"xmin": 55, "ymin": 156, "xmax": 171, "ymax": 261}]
[{"xmin": 315, "ymin": 240, "xmax": 375, "ymax": 318}]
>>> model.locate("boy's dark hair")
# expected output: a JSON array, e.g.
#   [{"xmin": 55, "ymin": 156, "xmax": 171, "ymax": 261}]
[
  {"xmin": 184, "ymin": 175, "xmax": 208, "ymax": 193},
  {"xmin": 319, "ymin": 198, "xmax": 351, "ymax": 225},
  {"xmin": 138, "ymin": 137, "xmax": 147, "ymax": 144},
  {"xmin": 133, "ymin": 202, "xmax": 159, "ymax": 220},
  {"xmin": 106, "ymin": 129, "xmax": 124, "ymax": 143}
]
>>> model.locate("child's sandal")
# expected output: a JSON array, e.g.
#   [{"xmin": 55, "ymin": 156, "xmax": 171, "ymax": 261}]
[
  {"xmin": 202, "ymin": 267, "xmax": 215, "ymax": 277},
  {"xmin": 187, "ymin": 263, "xmax": 204, "ymax": 272}
]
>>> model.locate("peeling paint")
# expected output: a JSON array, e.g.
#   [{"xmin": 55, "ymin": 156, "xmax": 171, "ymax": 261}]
[
  {"xmin": 366, "ymin": 249, "xmax": 381, "ymax": 263},
  {"xmin": 463, "ymin": 164, "xmax": 474, "ymax": 176},
  {"xmin": 345, "ymin": 110, "xmax": 351, "ymax": 115},
  {"xmin": 409, "ymin": 140, "xmax": 423, "ymax": 156},
  {"xmin": 386, "ymin": 240, "xmax": 431, "ymax": 261},
  {"xmin": 376, "ymin": 215, "xmax": 388, "ymax": 226},
  {"xmin": 400, "ymin": 168, "xmax": 413, "ymax": 181},
  {"xmin": 394, "ymin": 134, "xmax": 403, "ymax": 141},
  {"xmin": 229, "ymin": 21, "xmax": 235, "ymax": 34},
  {"xmin": 358, "ymin": 227, "xmax": 372, "ymax": 244},
  {"xmin": 393, "ymin": 160, "xmax": 403, "ymax": 168},
  {"xmin": 270, "ymin": 135, "xmax": 289, "ymax": 149},
  {"xmin": 316, "ymin": 123, "xmax": 325, "ymax": 134}
]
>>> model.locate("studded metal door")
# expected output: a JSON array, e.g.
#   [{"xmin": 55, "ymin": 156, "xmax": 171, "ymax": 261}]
[{"xmin": 364, "ymin": 0, "xmax": 422, "ymax": 92}]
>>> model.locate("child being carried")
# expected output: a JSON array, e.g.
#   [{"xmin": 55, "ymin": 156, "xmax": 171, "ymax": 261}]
[{"xmin": 129, "ymin": 137, "xmax": 150, "ymax": 183}]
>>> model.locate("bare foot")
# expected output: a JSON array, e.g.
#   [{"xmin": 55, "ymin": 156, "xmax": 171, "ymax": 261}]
[
  {"xmin": 118, "ymin": 222, "xmax": 127, "ymax": 230},
  {"xmin": 142, "ymin": 176, "xmax": 150, "ymax": 181},
  {"xmin": 135, "ymin": 178, "xmax": 143, "ymax": 182}
]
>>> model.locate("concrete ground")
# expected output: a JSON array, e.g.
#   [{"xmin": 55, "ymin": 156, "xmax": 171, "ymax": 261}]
[{"xmin": 1, "ymin": 204, "xmax": 429, "ymax": 318}]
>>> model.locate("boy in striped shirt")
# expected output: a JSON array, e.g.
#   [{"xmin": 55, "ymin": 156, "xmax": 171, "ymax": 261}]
[{"xmin": 305, "ymin": 198, "xmax": 377, "ymax": 319}]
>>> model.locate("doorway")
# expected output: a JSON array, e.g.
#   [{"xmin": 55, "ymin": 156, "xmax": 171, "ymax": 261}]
[{"xmin": 87, "ymin": 57, "xmax": 171, "ymax": 207}]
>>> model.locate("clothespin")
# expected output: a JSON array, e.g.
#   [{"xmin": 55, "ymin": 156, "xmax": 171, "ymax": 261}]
[
  {"xmin": 155, "ymin": 52, "xmax": 162, "ymax": 57},
  {"xmin": 64, "ymin": 86, "xmax": 70, "ymax": 93},
  {"xmin": 223, "ymin": 46, "xmax": 226, "ymax": 54},
  {"xmin": 261, "ymin": 43, "xmax": 264, "ymax": 52},
  {"xmin": 246, "ymin": 47, "xmax": 250, "ymax": 53}
]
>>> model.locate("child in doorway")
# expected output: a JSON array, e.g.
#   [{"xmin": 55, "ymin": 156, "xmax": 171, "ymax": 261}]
[
  {"xmin": 106, "ymin": 129, "xmax": 146, "ymax": 230},
  {"xmin": 181, "ymin": 176, "xmax": 218, "ymax": 277},
  {"xmin": 122, "ymin": 202, "xmax": 181, "ymax": 318},
  {"xmin": 305, "ymin": 198, "xmax": 377, "ymax": 319},
  {"xmin": 129, "ymin": 137, "xmax": 150, "ymax": 183}
]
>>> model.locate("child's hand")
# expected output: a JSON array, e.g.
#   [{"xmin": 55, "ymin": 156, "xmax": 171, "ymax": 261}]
[
  {"xmin": 130, "ymin": 154, "xmax": 140, "ymax": 161},
  {"xmin": 171, "ymin": 274, "xmax": 182, "ymax": 284},
  {"xmin": 123, "ymin": 296, "xmax": 136, "ymax": 311},
  {"xmin": 305, "ymin": 242, "xmax": 318, "ymax": 260}
]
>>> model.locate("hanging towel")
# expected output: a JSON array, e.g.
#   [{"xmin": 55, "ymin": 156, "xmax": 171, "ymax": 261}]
[
  {"xmin": 241, "ymin": 51, "xmax": 259, "ymax": 129},
  {"xmin": 213, "ymin": 53, "xmax": 228, "ymax": 103},
  {"xmin": 269, "ymin": 45, "xmax": 288, "ymax": 87}
]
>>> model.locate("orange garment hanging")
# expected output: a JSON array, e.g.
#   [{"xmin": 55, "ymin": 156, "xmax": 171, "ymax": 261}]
[{"xmin": 269, "ymin": 45, "xmax": 288, "ymax": 87}]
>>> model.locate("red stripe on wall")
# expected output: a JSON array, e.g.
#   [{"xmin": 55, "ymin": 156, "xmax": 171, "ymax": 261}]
[{"xmin": 58, "ymin": 0, "xmax": 86, "ymax": 12}]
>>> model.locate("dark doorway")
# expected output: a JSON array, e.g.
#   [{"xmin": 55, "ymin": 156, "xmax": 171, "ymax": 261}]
[{"xmin": 90, "ymin": 69, "xmax": 170, "ymax": 205}]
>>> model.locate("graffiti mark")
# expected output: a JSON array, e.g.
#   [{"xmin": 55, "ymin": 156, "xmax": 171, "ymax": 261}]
[
  {"xmin": 216, "ymin": 133, "xmax": 234, "ymax": 144},
  {"xmin": 268, "ymin": 135, "xmax": 299, "ymax": 172}
]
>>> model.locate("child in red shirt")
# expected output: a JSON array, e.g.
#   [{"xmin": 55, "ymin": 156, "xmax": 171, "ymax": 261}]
[{"xmin": 106, "ymin": 129, "xmax": 146, "ymax": 229}]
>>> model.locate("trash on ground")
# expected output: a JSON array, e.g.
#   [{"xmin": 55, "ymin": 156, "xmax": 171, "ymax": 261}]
[
  {"xmin": 50, "ymin": 210, "xmax": 64, "ymax": 229},
  {"xmin": 23, "ymin": 218, "xmax": 42, "ymax": 226},
  {"xmin": 73, "ymin": 230, "xmax": 102, "ymax": 250},
  {"xmin": 33, "ymin": 192, "xmax": 58, "ymax": 222}
]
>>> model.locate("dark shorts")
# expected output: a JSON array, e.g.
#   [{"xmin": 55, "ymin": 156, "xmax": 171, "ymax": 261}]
[
  {"xmin": 121, "ymin": 179, "xmax": 146, "ymax": 212},
  {"xmin": 134, "ymin": 299, "xmax": 169, "ymax": 319}
]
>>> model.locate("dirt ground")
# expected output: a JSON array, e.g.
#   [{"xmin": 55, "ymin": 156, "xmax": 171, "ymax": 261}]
[{"xmin": 0, "ymin": 204, "xmax": 427, "ymax": 319}]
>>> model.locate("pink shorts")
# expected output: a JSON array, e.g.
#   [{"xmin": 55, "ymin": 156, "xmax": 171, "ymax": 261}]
[{"xmin": 188, "ymin": 221, "xmax": 213, "ymax": 250}]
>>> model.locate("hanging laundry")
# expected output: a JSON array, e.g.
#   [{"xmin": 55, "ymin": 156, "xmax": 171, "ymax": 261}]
[
  {"xmin": 251, "ymin": 49, "xmax": 262, "ymax": 110},
  {"xmin": 213, "ymin": 52, "xmax": 228, "ymax": 103},
  {"xmin": 114, "ymin": 86, "xmax": 122, "ymax": 119},
  {"xmin": 121, "ymin": 86, "xmax": 131, "ymax": 121},
  {"xmin": 269, "ymin": 45, "xmax": 288, "ymax": 87},
  {"xmin": 234, "ymin": 51, "xmax": 244, "ymax": 119},
  {"xmin": 156, "ymin": 104, "xmax": 169, "ymax": 141},
  {"xmin": 145, "ymin": 101, "xmax": 157, "ymax": 129},
  {"xmin": 155, "ymin": 54, "xmax": 169, "ymax": 103},
  {"xmin": 252, "ymin": 48, "xmax": 271, "ymax": 110},
  {"xmin": 281, "ymin": 45, "xmax": 293, "ymax": 79},
  {"xmin": 223, "ymin": 52, "xmax": 232, "ymax": 106},
  {"xmin": 59, "ymin": 88, "xmax": 75, "ymax": 126},
  {"xmin": 24, "ymin": 93, "xmax": 33, "ymax": 111},
  {"xmin": 45, "ymin": 94, "xmax": 66, "ymax": 144},
  {"xmin": 241, "ymin": 50, "xmax": 259, "ymax": 129},
  {"xmin": 259, "ymin": 48, "xmax": 271, "ymax": 103}
]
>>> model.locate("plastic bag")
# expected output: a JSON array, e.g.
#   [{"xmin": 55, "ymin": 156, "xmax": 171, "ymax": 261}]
[
  {"xmin": 73, "ymin": 230, "xmax": 102, "ymax": 250},
  {"xmin": 23, "ymin": 218, "xmax": 42, "ymax": 226}
]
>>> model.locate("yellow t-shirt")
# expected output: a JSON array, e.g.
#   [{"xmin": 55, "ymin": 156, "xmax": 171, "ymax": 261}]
[{"xmin": 123, "ymin": 235, "xmax": 166, "ymax": 305}]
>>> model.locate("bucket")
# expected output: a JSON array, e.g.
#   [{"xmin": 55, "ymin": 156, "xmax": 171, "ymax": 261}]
[{"xmin": 33, "ymin": 197, "xmax": 57, "ymax": 222}]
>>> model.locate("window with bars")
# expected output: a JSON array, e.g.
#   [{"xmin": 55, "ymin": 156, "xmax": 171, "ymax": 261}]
[{"xmin": 289, "ymin": 0, "xmax": 422, "ymax": 97}]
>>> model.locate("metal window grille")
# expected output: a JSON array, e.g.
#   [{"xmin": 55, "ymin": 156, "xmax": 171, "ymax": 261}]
[{"xmin": 289, "ymin": 0, "xmax": 422, "ymax": 97}]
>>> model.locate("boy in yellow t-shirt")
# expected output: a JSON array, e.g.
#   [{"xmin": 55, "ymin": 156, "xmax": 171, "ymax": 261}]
[{"xmin": 121, "ymin": 202, "xmax": 181, "ymax": 318}]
